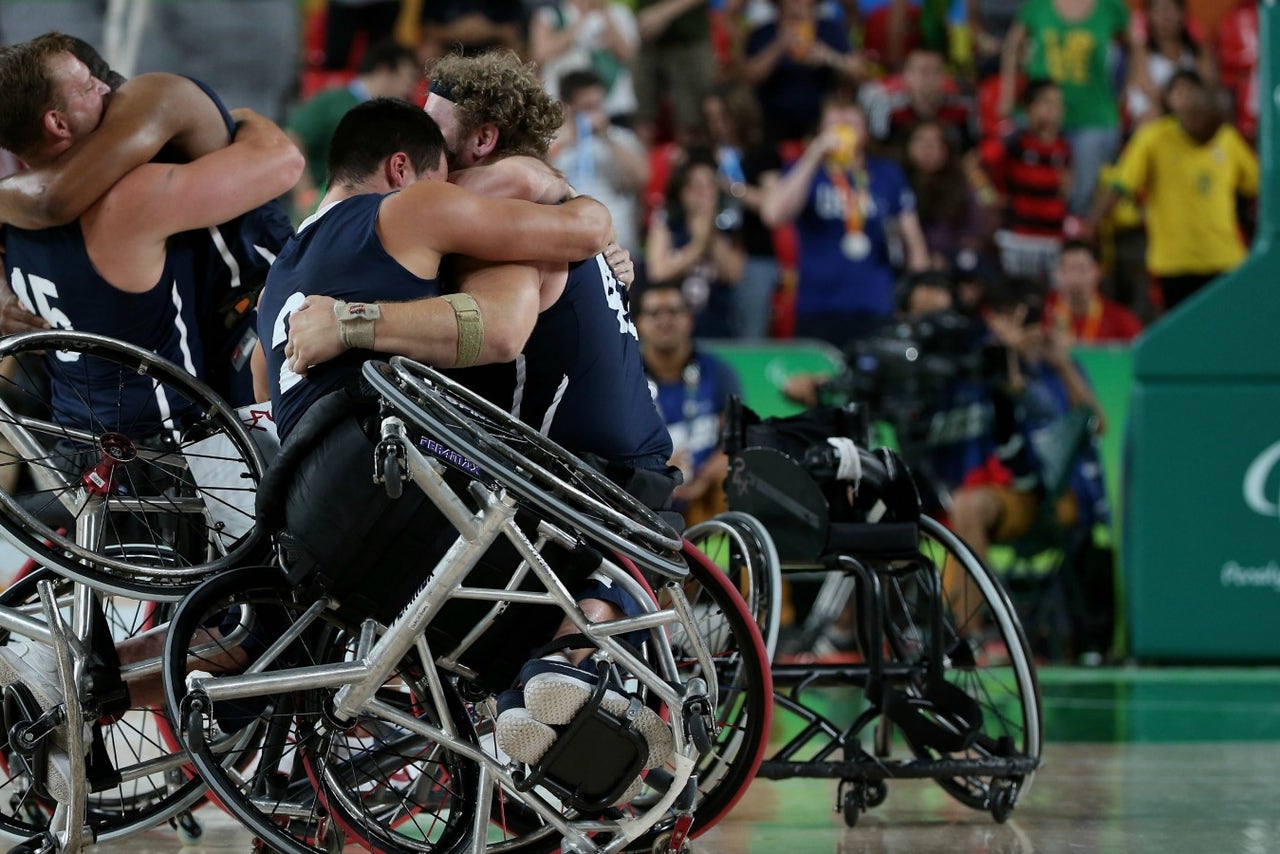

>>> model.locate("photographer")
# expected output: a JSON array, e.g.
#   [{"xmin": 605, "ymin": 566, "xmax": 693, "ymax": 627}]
[{"xmin": 948, "ymin": 282, "xmax": 1109, "ymax": 573}]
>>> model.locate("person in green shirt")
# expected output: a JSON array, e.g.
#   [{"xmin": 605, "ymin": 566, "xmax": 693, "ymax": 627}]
[
  {"xmin": 285, "ymin": 39, "xmax": 419, "ymax": 219},
  {"xmin": 998, "ymin": 0, "xmax": 1132, "ymax": 216}
]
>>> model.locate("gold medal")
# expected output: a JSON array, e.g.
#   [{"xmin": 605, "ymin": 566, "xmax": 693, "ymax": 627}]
[{"xmin": 842, "ymin": 232, "xmax": 871, "ymax": 260}]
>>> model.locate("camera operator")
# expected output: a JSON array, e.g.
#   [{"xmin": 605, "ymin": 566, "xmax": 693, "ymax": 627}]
[
  {"xmin": 784, "ymin": 271, "xmax": 997, "ymax": 514},
  {"xmin": 948, "ymin": 281, "xmax": 1109, "ymax": 575}
]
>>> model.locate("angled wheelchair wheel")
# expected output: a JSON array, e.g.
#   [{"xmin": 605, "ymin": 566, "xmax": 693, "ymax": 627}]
[
  {"xmin": 880, "ymin": 516, "xmax": 1042, "ymax": 813},
  {"xmin": 163, "ymin": 567, "xmax": 479, "ymax": 854},
  {"xmin": 0, "ymin": 569, "xmax": 207, "ymax": 843},
  {"xmin": 364, "ymin": 358, "xmax": 686, "ymax": 578},
  {"xmin": 0, "ymin": 331, "xmax": 268, "ymax": 599},
  {"xmin": 684, "ymin": 511, "xmax": 783, "ymax": 659},
  {"xmin": 646, "ymin": 540, "xmax": 772, "ymax": 846}
]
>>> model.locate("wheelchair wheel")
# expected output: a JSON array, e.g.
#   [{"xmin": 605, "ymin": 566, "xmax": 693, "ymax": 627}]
[
  {"xmin": 0, "ymin": 569, "xmax": 207, "ymax": 843},
  {"xmin": 162, "ymin": 567, "xmax": 479, "ymax": 854},
  {"xmin": 478, "ymin": 542, "xmax": 771, "ymax": 853},
  {"xmin": 882, "ymin": 516, "xmax": 1042, "ymax": 811},
  {"xmin": 364, "ymin": 358, "xmax": 686, "ymax": 578},
  {"xmin": 646, "ymin": 540, "xmax": 772, "ymax": 846},
  {"xmin": 684, "ymin": 512, "xmax": 783, "ymax": 659},
  {"xmin": 0, "ymin": 331, "xmax": 268, "ymax": 599}
]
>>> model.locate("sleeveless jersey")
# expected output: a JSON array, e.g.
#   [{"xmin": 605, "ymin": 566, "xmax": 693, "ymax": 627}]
[
  {"xmin": 3, "ymin": 224, "xmax": 204, "ymax": 435},
  {"xmin": 259, "ymin": 194, "xmax": 442, "ymax": 437},
  {"xmin": 449, "ymin": 255, "xmax": 672, "ymax": 469},
  {"xmin": 170, "ymin": 77, "xmax": 294, "ymax": 406}
]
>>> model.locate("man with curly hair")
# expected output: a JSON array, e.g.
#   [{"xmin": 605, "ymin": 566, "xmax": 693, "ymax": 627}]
[{"xmin": 285, "ymin": 51, "xmax": 679, "ymax": 779}]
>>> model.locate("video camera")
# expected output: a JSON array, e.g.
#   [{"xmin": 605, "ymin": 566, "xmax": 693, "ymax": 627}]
[{"xmin": 820, "ymin": 310, "xmax": 1006, "ymax": 419}]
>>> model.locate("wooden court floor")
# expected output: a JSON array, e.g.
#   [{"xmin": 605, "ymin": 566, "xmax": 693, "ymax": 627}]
[{"xmin": 84, "ymin": 667, "xmax": 1280, "ymax": 853}]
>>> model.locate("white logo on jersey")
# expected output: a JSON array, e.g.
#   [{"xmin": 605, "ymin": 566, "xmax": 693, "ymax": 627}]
[
  {"xmin": 595, "ymin": 255, "xmax": 637, "ymax": 339},
  {"xmin": 10, "ymin": 267, "xmax": 77, "ymax": 361}
]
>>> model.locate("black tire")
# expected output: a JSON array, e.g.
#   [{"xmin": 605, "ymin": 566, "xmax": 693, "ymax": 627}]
[
  {"xmin": 0, "ymin": 331, "xmax": 267, "ymax": 599},
  {"xmin": 883, "ymin": 517, "xmax": 1042, "ymax": 811},
  {"xmin": 365, "ymin": 358, "xmax": 685, "ymax": 577}
]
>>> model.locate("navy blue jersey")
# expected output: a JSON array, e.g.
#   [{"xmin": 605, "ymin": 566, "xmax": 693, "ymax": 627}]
[
  {"xmin": 3, "ymin": 225, "xmax": 204, "ymax": 434},
  {"xmin": 448, "ymin": 255, "xmax": 672, "ymax": 469},
  {"xmin": 259, "ymin": 194, "xmax": 442, "ymax": 437},
  {"xmin": 171, "ymin": 201, "xmax": 293, "ymax": 406},
  {"xmin": 169, "ymin": 77, "xmax": 294, "ymax": 407}
]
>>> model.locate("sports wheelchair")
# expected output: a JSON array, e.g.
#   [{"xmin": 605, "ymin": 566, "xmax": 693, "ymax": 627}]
[
  {"xmin": 159, "ymin": 356, "xmax": 771, "ymax": 854},
  {"xmin": 0, "ymin": 336, "xmax": 770, "ymax": 854},
  {"xmin": 692, "ymin": 400, "xmax": 1041, "ymax": 827},
  {"xmin": 0, "ymin": 330, "xmax": 272, "ymax": 853}
]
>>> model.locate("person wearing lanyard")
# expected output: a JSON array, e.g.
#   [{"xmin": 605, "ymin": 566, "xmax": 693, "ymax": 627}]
[
  {"xmin": 761, "ymin": 91, "xmax": 930, "ymax": 348},
  {"xmin": 635, "ymin": 280, "xmax": 742, "ymax": 527}
]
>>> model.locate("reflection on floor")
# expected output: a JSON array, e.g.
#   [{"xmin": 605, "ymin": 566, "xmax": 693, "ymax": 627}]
[{"xmin": 88, "ymin": 667, "xmax": 1280, "ymax": 853}]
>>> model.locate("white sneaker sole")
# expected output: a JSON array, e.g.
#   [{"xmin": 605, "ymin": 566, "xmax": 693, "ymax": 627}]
[{"xmin": 495, "ymin": 708, "xmax": 556, "ymax": 766}]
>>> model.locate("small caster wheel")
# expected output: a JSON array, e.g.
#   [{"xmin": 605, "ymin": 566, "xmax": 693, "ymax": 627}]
[
  {"xmin": 688, "ymin": 712, "xmax": 713, "ymax": 755},
  {"xmin": 184, "ymin": 705, "xmax": 206, "ymax": 754},
  {"xmin": 990, "ymin": 781, "xmax": 1017, "ymax": 823},
  {"xmin": 841, "ymin": 787, "xmax": 863, "ymax": 828},
  {"xmin": 171, "ymin": 810, "xmax": 204, "ymax": 845},
  {"xmin": 865, "ymin": 778, "xmax": 887, "ymax": 808},
  {"xmin": 381, "ymin": 446, "xmax": 403, "ymax": 499}
]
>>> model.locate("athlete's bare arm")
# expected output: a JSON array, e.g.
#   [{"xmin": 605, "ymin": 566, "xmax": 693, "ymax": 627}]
[
  {"xmin": 0, "ymin": 73, "xmax": 231, "ymax": 229},
  {"xmin": 283, "ymin": 257, "xmax": 544, "ymax": 376},
  {"xmin": 84, "ymin": 109, "xmax": 303, "ymax": 292},
  {"xmin": 377, "ymin": 181, "xmax": 612, "ymax": 278}
]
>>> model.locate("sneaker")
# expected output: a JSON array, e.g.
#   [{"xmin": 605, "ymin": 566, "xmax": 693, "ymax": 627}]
[
  {"xmin": 494, "ymin": 689, "xmax": 556, "ymax": 766},
  {"xmin": 519, "ymin": 659, "xmax": 673, "ymax": 770},
  {"xmin": 0, "ymin": 640, "xmax": 73, "ymax": 802}
]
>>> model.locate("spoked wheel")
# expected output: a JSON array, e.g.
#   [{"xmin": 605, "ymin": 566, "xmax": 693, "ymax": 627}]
[
  {"xmin": 364, "ymin": 358, "xmax": 686, "ymax": 578},
  {"xmin": 684, "ymin": 512, "xmax": 783, "ymax": 659},
  {"xmin": 162, "ymin": 568, "xmax": 479, "ymax": 854},
  {"xmin": 0, "ymin": 332, "xmax": 268, "ymax": 599},
  {"xmin": 0, "ymin": 569, "xmax": 207, "ymax": 843},
  {"xmin": 301, "ymin": 651, "xmax": 480, "ymax": 852},
  {"xmin": 638, "ymin": 542, "xmax": 772, "ymax": 848},
  {"xmin": 879, "ymin": 516, "xmax": 1041, "ymax": 813}
]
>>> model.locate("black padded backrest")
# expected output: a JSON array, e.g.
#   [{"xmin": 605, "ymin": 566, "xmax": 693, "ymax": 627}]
[{"xmin": 254, "ymin": 381, "xmax": 379, "ymax": 534}]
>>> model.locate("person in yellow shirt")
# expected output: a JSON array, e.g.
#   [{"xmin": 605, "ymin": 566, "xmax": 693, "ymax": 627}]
[{"xmin": 1085, "ymin": 71, "xmax": 1258, "ymax": 313}]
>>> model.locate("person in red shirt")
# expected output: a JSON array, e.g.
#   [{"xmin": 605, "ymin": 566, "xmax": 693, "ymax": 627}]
[{"xmin": 1045, "ymin": 239, "xmax": 1143, "ymax": 343}]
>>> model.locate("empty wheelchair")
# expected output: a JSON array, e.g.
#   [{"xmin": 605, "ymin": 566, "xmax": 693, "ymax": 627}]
[
  {"xmin": 161, "ymin": 357, "xmax": 771, "ymax": 854},
  {"xmin": 717, "ymin": 400, "xmax": 1041, "ymax": 826}
]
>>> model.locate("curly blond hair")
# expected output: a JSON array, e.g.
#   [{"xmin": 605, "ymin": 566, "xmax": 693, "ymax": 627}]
[{"xmin": 426, "ymin": 50, "xmax": 563, "ymax": 160}]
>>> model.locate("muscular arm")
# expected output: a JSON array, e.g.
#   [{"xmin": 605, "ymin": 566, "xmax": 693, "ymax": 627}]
[
  {"xmin": 283, "ymin": 261, "xmax": 543, "ymax": 372},
  {"xmin": 86, "ymin": 109, "xmax": 303, "ymax": 292},
  {"xmin": 380, "ymin": 184, "xmax": 612, "ymax": 267},
  {"xmin": 0, "ymin": 73, "xmax": 231, "ymax": 229}
]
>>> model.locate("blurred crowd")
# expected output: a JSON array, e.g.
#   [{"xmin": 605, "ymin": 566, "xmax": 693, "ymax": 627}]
[
  {"xmin": 289, "ymin": 0, "xmax": 1258, "ymax": 348},
  {"xmin": 0, "ymin": 0, "xmax": 1259, "ymax": 345}
]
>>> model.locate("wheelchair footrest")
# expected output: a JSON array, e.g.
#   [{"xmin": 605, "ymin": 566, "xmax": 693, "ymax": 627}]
[{"xmin": 515, "ymin": 672, "xmax": 648, "ymax": 813}]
